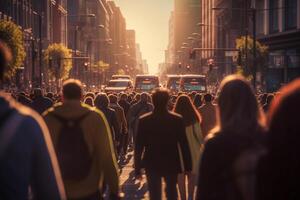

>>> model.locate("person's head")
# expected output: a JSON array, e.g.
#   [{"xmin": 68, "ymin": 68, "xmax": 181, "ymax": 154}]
[
  {"xmin": 268, "ymin": 79, "xmax": 300, "ymax": 155},
  {"xmin": 94, "ymin": 93, "xmax": 109, "ymax": 109},
  {"xmin": 33, "ymin": 88, "xmax": 43, "ymax": 98},
  {"xmin": 152, "ymin": 89, "xmax": 170, "ymax": 112},
  {"xmin": 204, "ymin": 93, "xmax": 213, "ymax": 103},
  {"xmin": 120, "ymin": 93, "xmax": 128, "ymax": 101},
  {"xmin": 266, "ymin": 94, "xmax": 274, "ymax": 104},
  {"xmin": 174, "ymin": 95, "xmax": 201, "ymax": 126},
  {"xmin": 46, "ymin": 92, "xmax": 54, "ymax": 100},
  {"xmin": 134, "ymin": 93, "xmax": 141, "ymax": 102},
  {"xmin": 62, "ymin": 79, "xmax": 83, "ymax": 101},
  {"xmin": 216, "ymin": 75, "xmax": 265, "ymax": 135},
  {"xmin": 0, "ymin": 41, "xmax": 12, "ymax": 82},
  {"xmin": 84, "ymin": 92, "xmax": 95, "ymax": 100},
  {"xmin": 108, "ymin": 94, "xmax": 118, "ymax": 104},
  {"xmin": 140, "ymin": 92, "xmax": 148, "ymax": 103},
  {"xmin": 84, "ymin": 96, "xmax": 94, "ymax": 107},
  {"xmin": 193, "ymin": 93, "xmax": 203, "ymax": 108}
]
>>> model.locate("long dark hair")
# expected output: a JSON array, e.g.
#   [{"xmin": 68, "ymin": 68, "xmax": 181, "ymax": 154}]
[
  {"xmin": 215, "ymin": 75, "xmax": 265, "ymax": 135},
  {"xmin": 174, "ymin": 94, "xmax": 201, "ymax": 126}
]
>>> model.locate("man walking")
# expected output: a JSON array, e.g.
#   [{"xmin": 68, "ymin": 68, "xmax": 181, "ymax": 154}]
[
  {"xmin": 44, "ymin": 79, "xmax": 120, "ymax": 200},
  {"xmin": 134, "ymin": 89, "xmax": 192, "ymax": 200}
]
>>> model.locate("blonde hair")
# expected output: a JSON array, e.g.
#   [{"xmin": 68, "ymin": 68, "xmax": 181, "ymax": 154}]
[{"xmin": 213, "ymin": 75, "xmax": 265, "ymax": 135}]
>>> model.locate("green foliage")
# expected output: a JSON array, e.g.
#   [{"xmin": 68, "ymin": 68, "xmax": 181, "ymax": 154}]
[
  {"xmin": 116, "ymin": 69, "xmax": 125, "ymax": 75},
  {"xmin": 43, "ymin": 43, "xmax": 72, "ymax": 80},
  {"xmin": 0, "ymin": 20, "xmax": 26, "ymax": 79},
  {"xmin": 95, "ymin": 60, "xmax": 110, "ymax": 71},
  {"xmin": 235, "ymin": 36, "xmax": 268, "ymax": 78}
]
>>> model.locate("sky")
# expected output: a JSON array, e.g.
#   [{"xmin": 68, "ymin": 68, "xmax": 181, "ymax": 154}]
[{"xmin": 113, "ymin": 0, "xmax": 174, "ymax": 74}]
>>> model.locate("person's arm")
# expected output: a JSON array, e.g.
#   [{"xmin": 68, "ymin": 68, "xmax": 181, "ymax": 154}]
[
  {"xmin": 134, "ymin": 118, "xmax": 146, "ymax": 176},
  {"xmin": 94, "ymin": 111, "xmax": 119, "ymax": 195},
  {"xmin": 120, "ymin": 108, "xmax": 128, "ymax": 134},
  {"xmin": 28, "ymin": 115, "xmax": 66, "ymax": 200},
  {"xmin": 177, "ymin": 119, "xmax": 192, "ymax": 172}
]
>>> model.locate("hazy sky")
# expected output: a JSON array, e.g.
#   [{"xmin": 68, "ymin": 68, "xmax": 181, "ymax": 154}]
[{"xmin": 113, "ymin": 0, "xmax": 174, "ymax": 74}]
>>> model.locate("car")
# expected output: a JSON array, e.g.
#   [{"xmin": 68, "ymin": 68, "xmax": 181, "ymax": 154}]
[
  {"xmin": 111, "ymin": 75, "xmax": 131, "ymax": 80},
  {"xmin": 104, "ymin": 79, "xmax": 133, "ymax": 93},
  {"xmin": 180, "ymin": 74, "xmax": 207, "ymax": 93},
  {"xmin": 134, "ymin": 75, "xmax": 160, "ymax": 93}
]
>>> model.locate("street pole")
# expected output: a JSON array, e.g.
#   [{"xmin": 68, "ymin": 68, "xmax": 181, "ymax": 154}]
[
  {"xmin": 38, "ymin": 14, "xmax": 42, "ymax": 87},
  {"xmin": 31, "ymin": 38, "xmax": 36, "ymax": 87},
  {"xmin": 74, "ymin": 26, "xmax": 78, "ymax": 78},
  {"xmin": 252, "ymin": 8, "xmax": 257, "ymax": 89},
  {"xmin": 245, "ymin": 0, "xmax": 249, "ymax": 73}
]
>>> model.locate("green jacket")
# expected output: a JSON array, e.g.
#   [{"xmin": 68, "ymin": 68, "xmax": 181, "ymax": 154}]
[{"xmin": 43, "ymin": 100, "xmax": 119, "ymax": 199}]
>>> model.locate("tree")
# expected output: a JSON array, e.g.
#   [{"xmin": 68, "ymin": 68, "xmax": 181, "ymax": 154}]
[
  {"xmin": 0, "ymin": 20, "xmax": 26, "ymax": 80},
  {"xmin": 235, "ymin": 36, "xmax": 268, "ymax": 79},
  {"xmin": 116, "ymin": 69, "xmax": 125, "ymax": 75},
  {"xmin": 43, "ymin": 43, "xmax": 72, "ymax": 81}
]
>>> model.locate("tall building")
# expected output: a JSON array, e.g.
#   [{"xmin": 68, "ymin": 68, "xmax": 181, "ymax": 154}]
[
  {"xmin": 0, "ymin": 0, "xmax": 67, "ymax": 88},
  {"xmin": 126, "ymin": 29, "xmax": 137, "ymax": 72},
  {"xmin": 256, "ymin": 0, "xmax": 300, "ymax": 92}
]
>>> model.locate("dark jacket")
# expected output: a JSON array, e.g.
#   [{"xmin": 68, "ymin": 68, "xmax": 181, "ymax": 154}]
[
  {"xmin": 118, "ymin": 99, "xmax": 130, "ymax": 117},
  {"xmin": 31, "ymin": 96, "xmax": 53, "ymax": 114},
  {"xmin": 134, "ymin": 110, "xmax": 192, "ymax": 175},
  {"xmin": 197, "ymin": 131, "xmax": 265, "ymax": 200},
  {"xmin": 97, "ymin": 106, "xmax": 120, "ymax": 141},
  {"xmin": 0, "ymin": 94, "xmax": 65, "ymax": 200}
]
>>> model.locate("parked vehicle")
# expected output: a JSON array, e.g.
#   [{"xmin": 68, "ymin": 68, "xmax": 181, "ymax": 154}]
[
  {"xmin": 134, "ymin": 75, "xmax": 159, "ymax": 93},
  {"xmin": 104, "ymin": 79, "xmax": 133, "ymax": 93}
]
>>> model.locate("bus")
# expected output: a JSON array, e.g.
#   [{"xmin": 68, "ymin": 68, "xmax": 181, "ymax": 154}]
[
  {"xmin": 135, "ymin": 75, "xmax": 159, "ymax": 93},
  {"xmin": 166, "ymin": 75, "xmax": 181, "ymax": 93},
  {"xmin": 104, "ymin": 79, "xmax": 133, "ymax": 93},
  {"xmin": 180, "ymin": 75, "xmax": 207, "ymax": 93}
]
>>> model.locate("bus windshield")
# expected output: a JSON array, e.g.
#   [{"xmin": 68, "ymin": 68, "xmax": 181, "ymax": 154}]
[
  {"xmin": 182, "ymin": 77, "xmax": 206, "ymax": 92},
  {"xmin": 167, "ymin": 77, "xmax": 181, "ymax": 91},
  {"xmin": 135, "ymin": 77, "xmax": 159, "ymax": 91},
  {"xmin": 107, "ymin": 81, "xmax": 130, "ymax": 87}
]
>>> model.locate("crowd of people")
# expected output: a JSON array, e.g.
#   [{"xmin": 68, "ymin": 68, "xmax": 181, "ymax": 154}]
[{"xmin": 0, "ymin": 41, "xmax": 300, "ymax": 200}]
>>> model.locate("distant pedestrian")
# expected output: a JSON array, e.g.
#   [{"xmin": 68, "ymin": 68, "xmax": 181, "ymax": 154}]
[
  {"xmin": 257, "ymin": 79, "xmax": 300, "ymax": 200},
  {"xmin": 128, "ymin": 93, "xmax": 153, "ymax": 144},
  {"xmin": 84, "ymin": 96, "xmax": 94, "ymax": 107},
  {"xmin": 174, "ymin": 95, "xmax": 203, "ymax": 200},
  {"xmin": 196, "ymin": 75, "xmax": 266, "ymax": 200},
  {"xmin": 94, "ymin": 93, "xmax": 120, "ymax": 146},
  {"xmin": 193, "ymin": 93, "xmax": 203, "ymax": 108},
  {"xmin": 262, "ymin": 94, "xmax": 274, "ymax": 113},
  {"xmin": 135, "ymin": 89, "xmax": 192, "ymax": 200},
  {"xmin": 0, "ymin": 41, "xmax": 66, "ymax": 200},
  {"xmin": 198, "ymin": 93, "xmax": 217, "ymax": 138},
  {"xmin": 31, "ymin": 88, "xmax": 53, "ymax": 114},
  {"xmin": 109, "ymin": 94, "xmax": 128, "ymax": 157},
  {"xmin": 44, "ymin": 79, "xmax": 120, "ymax": 199},
  {"xmin": 118, "ymin": 93, "xmax": 130, "ymax": 117}
]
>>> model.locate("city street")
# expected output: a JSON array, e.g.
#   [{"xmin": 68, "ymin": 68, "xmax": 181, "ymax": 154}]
[{"xmin": 119, "ymin": 152, "xmax": 149, "ymax": 200}]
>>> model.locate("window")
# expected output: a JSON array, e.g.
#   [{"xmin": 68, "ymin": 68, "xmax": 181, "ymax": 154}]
[
  {"xmin": 269, "ymin": 0, "xmax": 279, "ymax": 33},
  {"xmin": 285, "ymin": 0, "xmax": 297, "ymax": 30},
  {"xmin": 256, "ymin": 0, "xmax": 265, "ymax": 35}
]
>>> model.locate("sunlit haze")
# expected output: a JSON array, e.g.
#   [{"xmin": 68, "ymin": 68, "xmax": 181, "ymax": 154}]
[{"xmin": 113, "ymin": 0, "xmax": 173, "ymax": 74}]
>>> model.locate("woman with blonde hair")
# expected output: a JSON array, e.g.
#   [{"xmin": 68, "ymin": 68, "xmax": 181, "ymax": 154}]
[
  {"xmin": 196, "ymin": 75, "xmax": 266, "ymax": 200},
  {"xmin": 174, "ymin": 95, "xmax": 203, "ymax": 200}
]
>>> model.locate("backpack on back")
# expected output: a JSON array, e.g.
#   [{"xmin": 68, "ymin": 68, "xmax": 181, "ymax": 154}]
[{"xmin": 52, "ymin": 112, "xmax": 92, "ymax": 181}]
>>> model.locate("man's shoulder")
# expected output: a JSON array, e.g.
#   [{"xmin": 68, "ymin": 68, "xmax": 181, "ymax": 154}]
[{"xmin": 168, "ymin": 111, "xmax": 183, "ymax": 120}]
